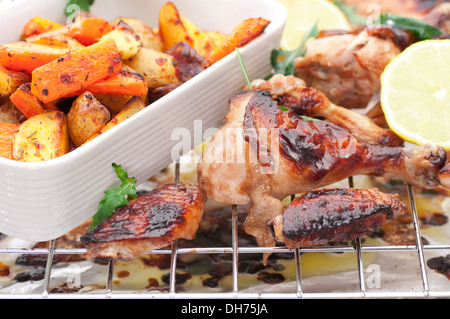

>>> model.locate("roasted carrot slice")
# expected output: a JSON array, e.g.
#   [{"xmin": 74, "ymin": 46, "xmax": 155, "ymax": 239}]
[
  {"xmin": 85, "ymin": 67, "xmax": 148, "ymax": 96},
  {"xmin": 31, "ymin": 38, "xmax": 122, "ymax": 103},
  {"xmin": 0, "ymin": 123, "xmax": 19, "ymax": 160},
  {"xmin": 65, "ymin": 16, "xmax": 113, "ymax": 46},
  {"xmin": 0, "ymin": 42, "xmax": 71, "ymax": 74},
  {"xmin": 21, "ymin": 16, "xmax": 63, "ymax": 40},
  {"xmin": 10, "ymin": 83, "xmax": 46, "ymax": 118},
  {"xmin": 207, "ymin": 18, "xmax": 270, "ymax": 65}
]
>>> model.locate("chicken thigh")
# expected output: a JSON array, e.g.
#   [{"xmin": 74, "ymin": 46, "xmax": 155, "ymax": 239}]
[{"xmin": 294, "ymin": 26, "xmax": 411, "ymax": 109}]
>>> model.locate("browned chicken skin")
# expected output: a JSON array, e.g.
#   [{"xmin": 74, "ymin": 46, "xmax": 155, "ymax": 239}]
[
  {"xmin": 423, "ymin": 2, "xmax": 450, "ymax": 33},
  {"xmin": 253, "ymin": 74, "xmax": 404, "ymax": 146},
  {"xmin": 197, "ymin": 89, "xmax": 446, "ymax": 262},
  {"xmin": 439, "ymin": 161, "xmax": 450, "ymax": 189},
  {"xmin": 271, "ymin": 188, "xmax": 408, "ymax": 248},
  {"xmin": 294, "ymin": 26, "xmax": 412, "ymax": 109},
  {"xmin": 81, "ymin": 182, "xmax": 207, "ymax": 262}
]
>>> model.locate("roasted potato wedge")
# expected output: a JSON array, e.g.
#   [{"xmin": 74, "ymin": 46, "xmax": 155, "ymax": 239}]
[
  {"xmin": 0, "ymin": 66, "xmax": 31, "ymax": 97},
  {"xmin": 158, "ymin": 1, "xmax": 216, "ymax": 57},
  {"xmin": 111, "ymin": 17, "xmax": 163, "ymax": 52},
  {"xmin": 93, "ymin": 93, "xmax": 134, "ymax": 115},
  {"xmin": 124, "ymin": 48, "xmax": 179, "ymax": 88},
  {"xmin": 207, "ymin": 17, "xmax": 270, "ymax": 65},
  {"xmin": 204, "ymin": 31, "xmax": 227, "ymax": 47},
  {"xmin": 21, "ymin": 16, "xmax": 63, "ymax": 40},
  {"xmin": 86, "ymin": 96, "xmax": 145, "ymax": 142},
  {"xmin": 68, "ymin": 91, "xmax": 111, "ymax": 147},
  {"xmin": 12, "ymin": 110, "xmax": 69, "ymax": 162},
  {"xmin": 0, "ymin": 101, "xmax": 23, "ymax": 124},
  {"xmin": 100, "ymin": 20, "xmax": 142, "ymax": 60},
  {"xmin": 0, "ymin": 123, "xmax": 19, "ymax": 159}
]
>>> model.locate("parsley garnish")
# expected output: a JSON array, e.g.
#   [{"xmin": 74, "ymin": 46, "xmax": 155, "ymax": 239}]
[
  {"xmin": 267, "ymin": 21, "xmax": 318, "ymax": 78},
  {"xmin": 89, "ymin": 163, "xmax": 137, "ymax": 230},
  {"xmin": 333, "ymin": 1, "xmax": 443, "ymax": 40},
  {"xmin": 65, "ymin": 0, "xmax": 95, "ymax": 17}
]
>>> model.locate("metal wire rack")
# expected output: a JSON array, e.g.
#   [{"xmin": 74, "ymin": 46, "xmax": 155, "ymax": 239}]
[{"xmin": 0, "ymin": 162, "xmax": 449, "ymax": 299}]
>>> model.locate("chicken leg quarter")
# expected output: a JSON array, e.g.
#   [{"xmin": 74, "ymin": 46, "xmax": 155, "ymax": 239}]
[{"xmin": 197, "ymin": 89, "xmax": 446, "ymax": 260}]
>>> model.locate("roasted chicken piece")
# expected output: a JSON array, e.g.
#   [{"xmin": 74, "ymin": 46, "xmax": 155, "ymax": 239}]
[
  {"xmin": 253, "ymin": 74, "xmax": 403, "ymax": 146},
  {"xmin": 423, "ymin": 2, "xmax": 450, "ymax": 33},
  {"xmin": 439, "ymin": 161, "xmax": 450, "ymax": 189},
  {"xmin": 294, "ymin": 26, "xmax": 412, "ymax": 109},
  {"xmin": 271, "ymin": 188, "xmax": 408, "ymax": 248},
  {"xmin": 80, "ymin": 182, "xmax": 207, "ymax": 262},
  {"xmin": 197, "ymin": 89, "xmax": 446, "ymax": 262}
]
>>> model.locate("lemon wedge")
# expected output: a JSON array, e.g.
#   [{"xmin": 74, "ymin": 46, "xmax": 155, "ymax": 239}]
[
  {"xmin": 380, "ymin": 40, "xmax": 450, "ymax": 149},
  {"xmin": 276, "ymin": 0, "xmax": 352, "ymax": 50}
]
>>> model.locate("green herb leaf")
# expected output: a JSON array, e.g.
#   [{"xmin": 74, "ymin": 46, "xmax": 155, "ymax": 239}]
[
  {"xmin": 236, "ymin": 48, "xmax": 253, "ymax": 91},
  {"xmin": 65, "ymin": 0, "xmax": 95, "ymax": 17},
  {"xmin": 378, "ymin": 13, "xmax": 443, "ymax": 41},
  {"xmin": 300, "ymin": 115, "xmax": 322, "ymax": 121},
  {"xmin": 334, "ymin": 1, "xmax": 443, "ymax": 40},
  {"xmin": 89, "ymin": 163, "xmax": 137, "ymax": 230},
  {"xmin": 267, "ymin": 21, "xmax": 318, "ymax": 78}
]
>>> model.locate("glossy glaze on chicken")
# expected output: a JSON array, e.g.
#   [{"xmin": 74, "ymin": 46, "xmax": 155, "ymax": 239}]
[
  {"xmin": 271, "ymin": 188, "xmax": 408, "ymax": 247},
  {"xmin": 81, "ymin": 182, "xmax": 206, "ymax": 262},
  {"xmin": 197, "ymin": 84, "xmax": 446, "ymax": 261}
]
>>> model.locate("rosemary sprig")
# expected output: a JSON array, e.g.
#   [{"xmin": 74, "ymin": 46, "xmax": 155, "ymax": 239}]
[{"xmin": 236, "ymin": 48, "xmax": 253, "ymax": 90}]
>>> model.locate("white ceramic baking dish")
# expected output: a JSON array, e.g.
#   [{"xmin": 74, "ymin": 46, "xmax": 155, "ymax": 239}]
[{"xmin": 0, "ymin": 0, "xmax": 286, "ymax": 241}]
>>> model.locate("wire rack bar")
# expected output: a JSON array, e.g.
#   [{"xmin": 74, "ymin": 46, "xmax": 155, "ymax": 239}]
[
  {"xmin": 1, "ymin": 243, "xmax": 448, "ymax": 256},
  {"xmin": 41, "ymin": 238, "xmax": 55, "ymax": 298},
  {"xmin": 406, "ymin": 183, "xmax": 430, "ymax": 296},
  {"xmin": 231, "ymin": 204, "xmax": 239, "ymax": 297}
]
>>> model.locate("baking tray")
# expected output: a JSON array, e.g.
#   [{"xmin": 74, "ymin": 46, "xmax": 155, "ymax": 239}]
[{"xmin": 0, "ymin": 0, "xmax": 287, "ymax": 241}]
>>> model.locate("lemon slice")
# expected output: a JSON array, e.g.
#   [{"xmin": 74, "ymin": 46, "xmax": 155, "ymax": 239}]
[
  {"xmin": 380, "ymin": 40, "xmax": 450, "ymax": 149},
  {"xmin": 276, "ymin": 0, "xmax": 352, "ymax": 50}
]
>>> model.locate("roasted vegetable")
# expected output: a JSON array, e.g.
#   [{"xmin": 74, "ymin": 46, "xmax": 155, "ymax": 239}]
[
  {"xmin": 85, "ymin": 66, "xmax": 148, "ymax": 96},
  {"xmin": 124, "ymin": 48, "xmax": 178, "ymax": 88},
  {"xmin": 0, "ymin": 4, "xmax": 268, "ymax": 160},
  {"xmin": 21, "ymin": 16, "xmax": 63, "ymax": 40},
  {"xmin": 207, "ymin": 17, "xmax": 270, "ymax": 65},
  {"xmin": 10, "ymin": 83, "xmax": 47, "ymax": 118},
  {"xmin": 158, "ymin": 1, "xmax": 217, "ymax": 57},
  {"xmin": 67, "ymin": 91, "xmax": 111, "ymax": 147},
  {"xmin": 111, "ymin": 17, "xmax": 163, "ymax": 51},
  {"xmin": 0, "ymin": 101, "xmax": 23, "ymax": 124},
  {"xmin": 25, "ymin": 31, "xmax": 85, "ymax": 50},
  {"xmin": 0, "ymin": 66, "xmax": 31, "ymax": 97},
  {"xmin": 31, "ymin": 38, "xmax": 122, "ymax": 103},
  {"xmin": 85, "ymin": 96, "xmax": 145, "ymax": 143},
  {"xmin": 12, "ymin": 110, "xmax": 69, "ymax": 162},
  {"xmin": 93, "ymin": 93, "xmax": 134, "ymax": 115},
  {"xmin": 0, "ymin": 123, "xmax": 19, "ymax": 159},
  {"xmin": 100, "ymin": 20, "xmax": 142, "ymax": 59},
  {"xmin": 166, "ymin": 41, "xmax": 210, "ymax": 82},
  {"xmin": 64, "ymin": 16, "xmax": 113, "ymax": 46},
  {"xmin": 0, "ymin": 42, "xmax": 70, "ymax": 73}
]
